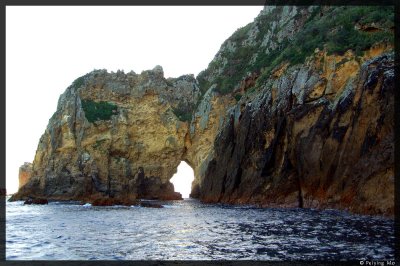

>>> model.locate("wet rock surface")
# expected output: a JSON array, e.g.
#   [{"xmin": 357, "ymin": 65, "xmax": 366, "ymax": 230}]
[
  {"xmin": 11, "ymin": 66, "xmax": 195, "ymax": 204},
  {"xmin": 11, "ymin": 6, "xmax": 394, "ymax": 216},
  {"xmin": 24, "ymin": 198, "xmax": 48, "ymax": 205},
  {"xmin": 140, "ymin": 202, "xmax": 164, "ymax": 208},
  {"xmin": 198, "ymin": 53, "xmax": 394, "ymax": 216}
]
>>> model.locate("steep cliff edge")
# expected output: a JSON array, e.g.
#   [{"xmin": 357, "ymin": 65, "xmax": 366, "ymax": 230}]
[
  {"xmin": 11, "ymin": 6, "xmax": 394, "ymax": 216},
  {"xmin": 18, "ymin": 162, "xmax": 33, "ymax": 189},
  {"xmin": 198, "ymin": 51, "xmax": 394, "ymax": 215},
  {"xmin": 191, "ymin": 6, "xmax": 394, "ymax": 216},
  {"xmin": 12, "ymin": 66, "xmax": 200, "ymax": 201}
]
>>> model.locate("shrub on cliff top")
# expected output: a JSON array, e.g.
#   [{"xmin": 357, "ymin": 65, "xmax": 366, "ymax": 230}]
[
  {"xmin": 196, "ymin": 6, "xmax": 394, "ymax": 95},
  {"xmin": 254, "ymin": 6, "xmax": 394, "ymax": 88},
  {"xmin": 171, "ymin": 106, "xmax": 192, "ymax": 122},
  {"xmin": 81, "ymin": 99, "xmax": 118, "ymax": 123},
  {"xmin": 72, "ymin": 72, "xmax": 92, "ymax": 88}
]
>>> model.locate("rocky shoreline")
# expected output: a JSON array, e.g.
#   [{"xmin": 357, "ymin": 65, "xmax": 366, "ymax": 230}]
[
  {"xmin": 10, "ymin": 6, "xmax": 394, "ymax": 217},
  {"xmin": 10, "ymin": 194, "xmax": 174, "ymax": 208}
]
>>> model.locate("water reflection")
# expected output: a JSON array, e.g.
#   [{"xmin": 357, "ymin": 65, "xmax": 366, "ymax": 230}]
[{"xmin": 6, "ymin": 198, "xmax": 394, "ymax": 260}]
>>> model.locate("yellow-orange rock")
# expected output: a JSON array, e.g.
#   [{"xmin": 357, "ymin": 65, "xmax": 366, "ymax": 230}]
[
  {"xmin": 18, "ymin": 162, "xmax": 32, "ymax": 189},
  {"xmin": 10, "ymin": 6, "xmax": 394, "ymax": 217}
]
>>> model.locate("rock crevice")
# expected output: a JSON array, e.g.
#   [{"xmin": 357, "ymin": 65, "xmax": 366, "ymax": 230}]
[{"xmin": 11, "ymin": 6, "xmax": 394, "ymax": 216}]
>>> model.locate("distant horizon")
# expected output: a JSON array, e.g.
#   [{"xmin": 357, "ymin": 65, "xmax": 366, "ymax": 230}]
[{"xmin": 6, "ymin": 6, "xmax": 264, "ymax": 194}]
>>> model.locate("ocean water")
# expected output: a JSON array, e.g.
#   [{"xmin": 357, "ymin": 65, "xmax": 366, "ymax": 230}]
[{"xmin": 6, "ymin": 197, "xmax": 395, "ymax": 260}]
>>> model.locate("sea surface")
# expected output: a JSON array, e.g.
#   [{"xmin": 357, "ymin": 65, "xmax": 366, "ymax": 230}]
[{"xmin": 5, "ymin": 196, "xmax": 395, "ymax": 260}]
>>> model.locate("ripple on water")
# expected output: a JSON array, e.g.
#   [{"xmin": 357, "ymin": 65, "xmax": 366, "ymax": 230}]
[{"xmin": 5, "ymin": 199, "xmax": 395, "ymax": 260}]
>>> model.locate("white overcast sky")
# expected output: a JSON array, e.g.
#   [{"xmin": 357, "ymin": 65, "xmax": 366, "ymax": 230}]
[{"xmin": 6, "ymin": 6, "xmax": 264, "ymax": 194}]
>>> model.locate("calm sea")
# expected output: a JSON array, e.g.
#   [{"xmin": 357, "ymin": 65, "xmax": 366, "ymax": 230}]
[{"xmin": 5, "ymin": 196, "xmax": 395, "ymax": 260}]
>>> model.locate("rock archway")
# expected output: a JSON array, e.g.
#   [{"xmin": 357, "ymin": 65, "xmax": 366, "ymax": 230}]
[
  {"xmin": 10, "ymin": 6, "xmax": 395, "ymax": 217},
  {"xmin": 11, "ymin": 67, "xmax": 205, "ymax": 202},
  {"xmin": 169, "ymin": 161, "xmax": 194, "ymax": 198}
]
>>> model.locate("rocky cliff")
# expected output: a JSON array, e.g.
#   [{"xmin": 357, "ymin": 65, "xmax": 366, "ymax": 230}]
[
  {"xmin": 11, "ymin": 6, "xmax": 394, "ymax": 215},
  {"xmin": 190, "ymin": 6, "xmax": 394, "ymax": 216},
  {"xmin": 18, "ymin": 162, "xmax": 33, "ymax": 189},
  {"xmin": 12, "ymin": 66, "xmax": 201, "ymax": 201},
  {"xmin": 198, "ymin": 50, "xmax": 394, "ymax": 215}
]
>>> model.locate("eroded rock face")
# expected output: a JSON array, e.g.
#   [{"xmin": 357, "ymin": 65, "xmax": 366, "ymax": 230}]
[
  {"xmin": 12, "ymin": 66, "xmax": 195, "ymax": 201},
  {"xmin": 191, "ymin": 6, "xmax": 394, "ymax": 216},
  {"xmin": 11, "ymin": 6, "xmax": 394, "ymax": 216},
  {"xmin": 187, "ymin": 87, "xmax": 234, "ymax": 198},
  {"xmin": 18, "ymin": 162, "xmax": 33, "ymax": 189},
  {"xmin": 198, "ymin": 52, "xmax": 394, "ymax": 216}
]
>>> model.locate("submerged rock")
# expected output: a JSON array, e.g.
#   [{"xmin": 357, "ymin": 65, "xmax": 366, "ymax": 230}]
[
  {"xmin": 24, "ymin": 198, "xmax": 48, "ymax": 205},
  {"xmin": 90, "ymin": 198, "xmax": 137, "ymax": 207},
  {"xmin": 140, "ymin": 202, "xmax": 164, "ymax": 208},
  {"xmin": 87, "ymin": 193, "xmax": 138, "ymax": 206}
]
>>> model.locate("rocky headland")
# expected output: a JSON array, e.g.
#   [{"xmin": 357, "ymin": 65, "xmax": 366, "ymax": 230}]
[
  {"xmin": 10, "ymin": 6, "xmax": 394, "ymax": 216},
  {"xmin": 18, "ymin": 162, "xmax": 33, "ymax": 189}
]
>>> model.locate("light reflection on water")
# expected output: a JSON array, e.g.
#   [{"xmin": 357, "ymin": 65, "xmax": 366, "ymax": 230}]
[{"xmin": 6, "ymin": 197, "xmax": 394, "ymax": 260}]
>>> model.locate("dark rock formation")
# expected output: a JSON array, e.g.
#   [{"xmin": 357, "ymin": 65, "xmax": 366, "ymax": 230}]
[
  {"xmin": 10, "ymin": 6, "xmax": 394, "ymax": 215},
  {"xmin": 24, "ymin": 198, "xmax": 48, "ymax": 205},
  {"xmin": 198, "ymin": 53, "xmax": 394, "ymax": 216},
  {"xmin": 190, "ymin": 6, "xmax": 394, "ymax": 216},
  {"xmin": 140, "ymin": 202, "xmax": 164, "ymax": 208},
  {"xmin": 90, "ymin": 197, "xmax": 137, "ymax": 207}
]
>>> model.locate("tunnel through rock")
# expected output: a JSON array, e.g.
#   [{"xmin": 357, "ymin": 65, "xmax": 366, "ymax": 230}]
[{"xmin": 170, "ymin": 161, "xmax": 194, "ymax": 199}]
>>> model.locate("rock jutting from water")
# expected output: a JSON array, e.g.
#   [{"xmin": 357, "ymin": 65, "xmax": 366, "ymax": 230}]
[
  {"xmin": 18, "ymin": 162, "xmax": 33, "ymax": 189},
  {"xmin": 12, "ymin": 66, "xmax": 192, "ymax": 202},
  {"xmin": 24, "ymin": 198, "xmax": 48, "ymax": 205},
  {"xmin": 10, "ymin": 6, "xmax": 394, "ymax": 216}
]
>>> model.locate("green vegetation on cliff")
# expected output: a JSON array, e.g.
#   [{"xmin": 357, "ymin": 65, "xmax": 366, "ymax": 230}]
[
  {"xmin": 81, "ymin": 99, "xmax": 118, "ymax": 123},
  {"xmin": 72, "ymin": 73, "xmax": 91, "ymax": 88},
  {"xmin": 171, "ymin": 106, "xmax": 192, "ymax": 122},
  {"xmin": 255, "ymin": 6, "xmax": 394, "ymax": 87},
  {"xmin": 197, "ymin": 6, "xmax": 394, "ymax": 95}
]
